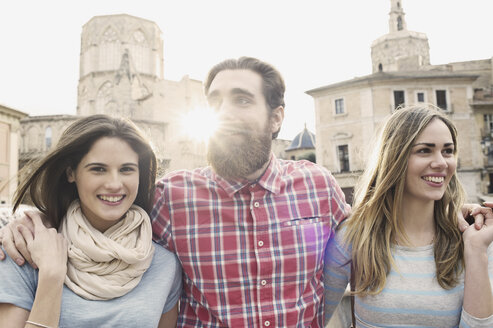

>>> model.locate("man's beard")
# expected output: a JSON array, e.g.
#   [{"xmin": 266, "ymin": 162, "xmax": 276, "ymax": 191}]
[{"xmin": 207, "ymin": 122, "xmax": 272, "ymax": 181}]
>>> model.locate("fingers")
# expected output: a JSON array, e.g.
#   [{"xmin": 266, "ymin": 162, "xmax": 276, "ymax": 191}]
[
  {"xmin": 458, "ymin": 211, "xmax": 470, "ymax": 233},
  {"xmin": 24, "ymin": 210, "xmax": 42, "ymax": 234},
  {"xmin": 470, "ymin": 207, "xmax": 493, "ymax": 230},
  {"xmin": 17, "ymin": 225, "xmax": 34, "ymax": 247},
  {"xmin": 13, "ymin": 224, "xmax": 37, "ymax": 269},
  {"xmin": 26, "ymin": 211, "xmax": 45, "ymax": 234},
  {"xmin": 2, "ymin": 225, "xmax": 26, "ymax": 266},
  {"xmin": 474, "ymin": 214, "xmax": 485, "ymax": 230},
  {"xmin": 483, "ymin": 202, "xmax": 493, "ymax": 208}
]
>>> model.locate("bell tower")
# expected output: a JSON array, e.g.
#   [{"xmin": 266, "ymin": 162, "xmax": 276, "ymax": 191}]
[
  {"xmin": 77, "ymin": 14, "xmax": 164, "ymax": 119},
  {"xmin": 371, "ymin": 0, "xmax": 430, "ymax": 73},
  {"xmin": 389, "ymin": 0, "xmax": 407, "ymax": 33}
]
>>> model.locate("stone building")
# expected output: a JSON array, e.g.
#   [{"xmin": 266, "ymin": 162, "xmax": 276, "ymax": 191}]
[
  {"xmin": 0, "ymin": 104, "xmax": 27, "ymax": 205},
  {"xmin": 307, "ymin": 0, "xmax": 493, "ymax": 203},
  {"xmin": 19, "ymin": 14, "xmax": 207, "ymax": 176},
  {"xmin": 14, "ymin": 13, "xmax": 295, "ymax": 207}
]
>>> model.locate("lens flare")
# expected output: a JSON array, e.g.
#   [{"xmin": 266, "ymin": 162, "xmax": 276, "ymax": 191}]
[{"xmin": 180, "ymin": 107, "xmax": 219, "ymax": 142}]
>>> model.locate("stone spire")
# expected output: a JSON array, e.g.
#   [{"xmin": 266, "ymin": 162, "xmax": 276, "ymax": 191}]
[
  {"xmin": 370, "ymin": 0, "xmax": 430, "ymax": 73},
  {"xmin": 389, "ymin": 0, "xmax": 407, "ymax": 33}
]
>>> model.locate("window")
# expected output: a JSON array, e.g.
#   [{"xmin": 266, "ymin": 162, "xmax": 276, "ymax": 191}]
[
  {"xmin": 337, "ymin": 145, "xmax": 349, "ymax": 172},
  {"xmin": 484, "ymin": 114, "xmax": 493, "ymax": 136},
  {"xmin": 436, "ymin": 90, "xmax": 448, "ymax": 110},
  {"xmin": 393, "ymin": 90, "xmax": 405, "ymax": 109},
  {"xmin": 397, "ymin": 16, "xmax": 403, "ymax": 31},
  {"xmin": 45, "ymin": 127, "xmax": 52, "ymax": 150},
  {"xmin": 335, "ymin": 98, "xmax": 345, "ymax": 115},
  {"xmin": 417, "ymin": 92, "xmax": 425, "ymax": 102}
]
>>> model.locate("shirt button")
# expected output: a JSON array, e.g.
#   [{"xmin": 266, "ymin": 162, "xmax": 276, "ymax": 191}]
[
  {"xmin": 258, "ymin": 240, "xmax": 264, "ymax": 247},
  {"xmin": 254, "ymin": 202, "xmax": 260, "ymax": 208},
  {"xmin": 261, "ymin": 280, "xmax": 267, "ymax": 286},
  {"xmin": 264, "ymin": 321, "xmax": 270, "ymax": 327}
]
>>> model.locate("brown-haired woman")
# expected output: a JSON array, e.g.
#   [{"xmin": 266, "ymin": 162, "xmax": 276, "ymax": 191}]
[{"xmin": 0, "ymin": 115, "xmax": 181, "ymax": 328}]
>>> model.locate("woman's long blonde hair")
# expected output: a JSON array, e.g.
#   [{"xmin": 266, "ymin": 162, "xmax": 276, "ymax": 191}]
[{"xmin": 344, "ymin": 104, "xmax": 466, "ymax": 296}]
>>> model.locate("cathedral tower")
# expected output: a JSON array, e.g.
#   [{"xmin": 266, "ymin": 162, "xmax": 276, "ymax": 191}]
[
  {"xmin": 77, "ymin": 14, "xmax": 164, "ymax": 119},
  {"xmin": 371, "ymin": 0, "xmax": 430, "ymax": 73}
]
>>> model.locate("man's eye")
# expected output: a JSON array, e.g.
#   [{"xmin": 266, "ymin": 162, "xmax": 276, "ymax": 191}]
[{"xmin": 236, "ymin": 97, "xmax": 250, "ymax": 105}]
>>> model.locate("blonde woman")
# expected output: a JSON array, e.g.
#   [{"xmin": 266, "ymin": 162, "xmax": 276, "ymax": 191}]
[{"xmin": 324, "ymin": 105, "xmax": 493, "ymax": 327}]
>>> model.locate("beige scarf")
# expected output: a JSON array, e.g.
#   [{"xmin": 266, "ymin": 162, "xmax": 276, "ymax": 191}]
[{"xmin": 60, "ymin": 200, "xmax": 154, "ymax": 300}]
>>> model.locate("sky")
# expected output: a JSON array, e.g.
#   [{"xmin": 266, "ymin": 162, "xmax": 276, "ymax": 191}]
[{"xmin": 0, "ymin": 0, "xmax": 492, "ymax": 140}]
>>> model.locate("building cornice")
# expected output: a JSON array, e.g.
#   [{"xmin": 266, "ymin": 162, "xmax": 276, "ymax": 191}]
[{"xmin": 306, "ymin": 71, "xmax": 480, "ymax": 96}]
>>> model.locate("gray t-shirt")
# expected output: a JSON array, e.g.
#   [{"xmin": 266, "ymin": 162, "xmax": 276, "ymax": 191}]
[{"xmin": 0, "ymin": 243, "xmax": 182, "ymax": 327}]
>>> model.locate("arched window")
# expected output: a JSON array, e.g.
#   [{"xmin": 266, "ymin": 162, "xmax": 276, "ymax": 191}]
[
  {"xmin": 397, "ymin": 16, "xmax": 403, "ymax": 31},
  {"xmin": 100, "ymin": 26, "xmax": 120, "ymax": 71},
  {"xmin": 45, "ymin": 126, "xmax": 52, "ymax": 150},
  {"xmin": 96, "ymin": 81, "xmax": 113, "ymax": 114},
  {"xmin": 129, "ymin": 29, "xmax": 151, "ymax": 74},
  {"xmin": 378, "ymin": 63, "xmax": 383, "ymax": 72}
]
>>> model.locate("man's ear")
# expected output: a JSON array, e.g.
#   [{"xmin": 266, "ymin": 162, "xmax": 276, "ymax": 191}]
[
  {"xmin": 66, "ymin": 167, "xmax": 75, "ymax": 183},
  {"xmin": 270, "ymin": 106, "xmax": 284, "ymax": 135}
]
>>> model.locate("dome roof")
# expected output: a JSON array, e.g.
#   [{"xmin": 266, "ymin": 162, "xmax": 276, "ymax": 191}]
[{"xmin": 286, "ymin": 125, "xmax": 315, "ymax": 151}]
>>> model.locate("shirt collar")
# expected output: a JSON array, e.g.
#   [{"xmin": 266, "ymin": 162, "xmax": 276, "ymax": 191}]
[{"xmin": 212, "ymin": 153, "xmax": 282, "ymax": 196}]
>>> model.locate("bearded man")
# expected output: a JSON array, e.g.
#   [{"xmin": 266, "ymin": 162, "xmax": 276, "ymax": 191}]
[{"xmin": 150, "ymin": 57, "xmax": 349, "ymax": 327}]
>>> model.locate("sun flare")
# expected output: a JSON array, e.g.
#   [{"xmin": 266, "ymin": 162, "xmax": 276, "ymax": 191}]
[{"xmin": 180, "ymin": 107, "xmax": 219, "ymax": 143}]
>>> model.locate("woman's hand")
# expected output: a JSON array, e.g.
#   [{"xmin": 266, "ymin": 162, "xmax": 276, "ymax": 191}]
[
  {"xmin": 462, "ymin": 206, "xmax": 493, "ymax": 251},
  {"xmin": 458, "ymin": 203, "xmax": 493, "ymax": 232},
  {"xmin": 0, "ymin": 210, "xmax": 50, "ymax": 268},
  {"xmin": 18, "ymin": 212, "xmax": 67, "ymax": 279},
  {"xmin": 462, "ymin": 205, "xmax": 493, "ymax": 318}
]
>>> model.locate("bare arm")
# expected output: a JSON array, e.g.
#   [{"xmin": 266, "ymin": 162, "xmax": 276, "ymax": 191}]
[
  {"xmin": 157, "ymin": 303, "xmax": 179, "ymax": 328},
  {"xmin": 0, "ymin": 214, "xmax": 67, "ymax": 328},
  {"xmin": 0, "ymin": 303, "xmax": 29, "ymax": 327}
]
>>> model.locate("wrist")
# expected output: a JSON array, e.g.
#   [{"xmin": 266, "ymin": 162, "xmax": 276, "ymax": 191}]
[
  {"xmin": 463, "ymin": 243, "xmax": 489, "ymax": 263},
  {"xmin": 38, "ymin": 266, "xmax": 66, "ymax": 284}
]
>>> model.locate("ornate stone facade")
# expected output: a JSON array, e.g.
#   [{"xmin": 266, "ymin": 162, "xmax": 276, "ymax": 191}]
[
  {"xmin": 307, "ymin": 0, "xmax": 493, "ymax": 203},
  {"xmin": 19, "ymin": 14, "xmax": 208, "ymax": 179},
  {"xmin": 0, "ymin": 104, "xmax": 27, "ymax": 204}
]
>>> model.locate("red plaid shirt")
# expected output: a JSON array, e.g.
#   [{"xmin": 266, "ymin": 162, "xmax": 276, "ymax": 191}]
[{"xmin": 151, "ymin": 154, "xmax": 347, "ymax": 327}]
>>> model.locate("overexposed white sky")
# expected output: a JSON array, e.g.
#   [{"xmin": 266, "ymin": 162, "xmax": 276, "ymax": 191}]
[{"xmin": 0, "ymin": 0, "xmax": 491, "ymax": 140}]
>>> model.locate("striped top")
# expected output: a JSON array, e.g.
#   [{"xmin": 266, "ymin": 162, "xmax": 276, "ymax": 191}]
[
  {"xmin": 151, "ymin": 154, "xmax": 348, "ymax": 327},
  {"xmin": 324, "ymin": 228, "xmax": 493, "ymax": 327}
]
